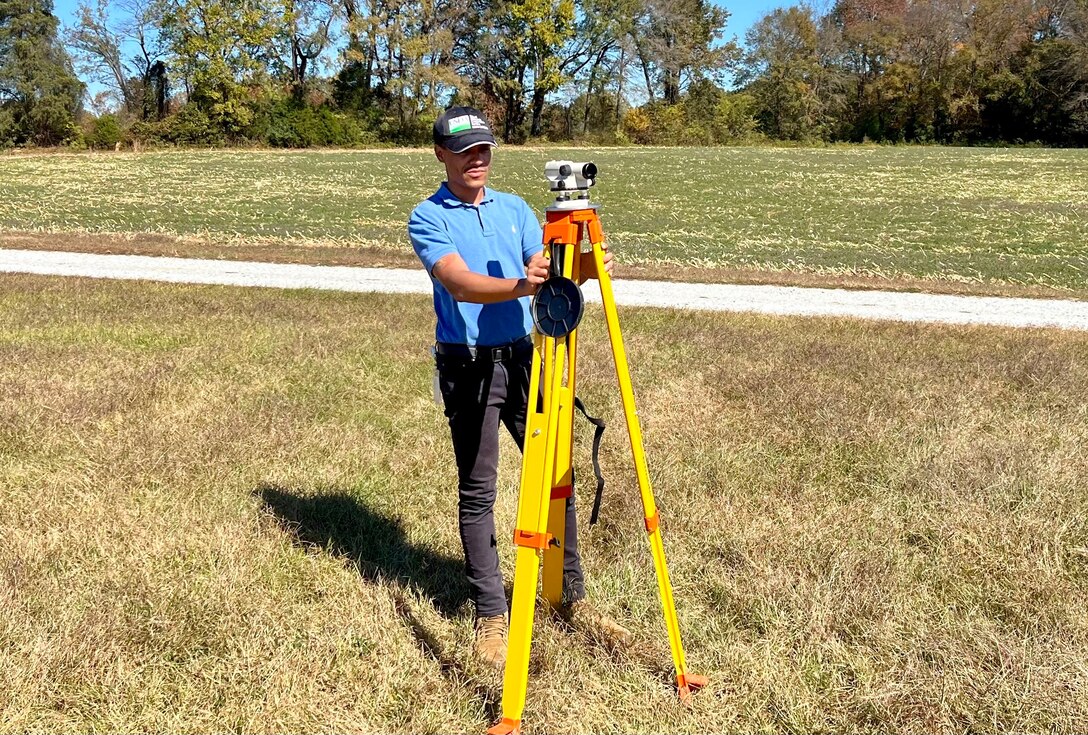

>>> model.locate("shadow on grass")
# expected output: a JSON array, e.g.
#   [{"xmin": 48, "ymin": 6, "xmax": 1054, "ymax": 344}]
[
  {"xmin": 254, "ymin": 484, "xmax": 673, "ymax": 719},
  {"xmin": 256, "ymin": 483, "xmax": 502, "ymax": 721},
  {"xmin": 255, "ymin": 483, "xmax": 469, "ymax": 615}
]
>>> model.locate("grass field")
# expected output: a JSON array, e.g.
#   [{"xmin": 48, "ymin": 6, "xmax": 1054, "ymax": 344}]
[
  {"xmin": 1, "ymin": 146, "xmax": 1087, "ymax": 295},
  {"xmin": 3, "ymin": 274, "xmax": 1087, "ymax": 732}
]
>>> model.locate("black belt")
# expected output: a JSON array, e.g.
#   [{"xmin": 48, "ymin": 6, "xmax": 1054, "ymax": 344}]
[{"xmin": 435, "ymin": 335, "xmax": 532, "ymax": 362}]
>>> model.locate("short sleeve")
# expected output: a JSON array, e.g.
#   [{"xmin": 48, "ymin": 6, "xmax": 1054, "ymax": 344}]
[
  {"xmin": 408, "ymin": 205, "xmax": 458, "ymax": 274},
  {"xmin": 520, "ymin": 200, "xmax": 544, "ymax": 263}
]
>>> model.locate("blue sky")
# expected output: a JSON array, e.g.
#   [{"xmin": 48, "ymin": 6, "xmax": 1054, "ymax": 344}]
[
  {"xmin": 724, "ymin": 1, "xmax": 792, "ymax": 43},
  {"xmin": 51, "ymin": 0, "xmax": 791, "ymax": 98}
]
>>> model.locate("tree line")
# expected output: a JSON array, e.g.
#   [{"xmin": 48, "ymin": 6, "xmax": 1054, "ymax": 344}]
[{"xmin": 2, "ymin": 0, "xmax": 1086, "ymax": 149}]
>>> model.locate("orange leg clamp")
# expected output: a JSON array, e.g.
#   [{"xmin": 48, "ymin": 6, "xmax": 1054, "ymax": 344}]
[
  {"xmin": 487, "ymin": 717, "xmax": 521, "ymax": 735},
  {"xmin": 513, "ymin": 529, "xmax": 555, "ymax": 550},
  {"xmin": 644, "ymin": 511, "xmax": 660, "ymax": 534}
]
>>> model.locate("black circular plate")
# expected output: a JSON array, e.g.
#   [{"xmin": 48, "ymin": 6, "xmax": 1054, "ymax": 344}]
[{"xmin": 532, "ymin": 277, "xmax": 585, "ymax": 338}]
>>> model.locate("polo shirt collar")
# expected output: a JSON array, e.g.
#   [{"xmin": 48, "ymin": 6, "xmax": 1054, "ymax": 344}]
[{"xmin": 438, "ymin": 181, "xmax": 494, "ymax": 207}]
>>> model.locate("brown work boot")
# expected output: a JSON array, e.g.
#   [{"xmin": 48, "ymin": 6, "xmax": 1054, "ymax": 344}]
[
  {"xmin": 560, "ymin": 599, "xmax": 633, "ymax": 651},
  {"xmin": 473, "ymin": 614, "xmax": 507, "ymax": 670}
]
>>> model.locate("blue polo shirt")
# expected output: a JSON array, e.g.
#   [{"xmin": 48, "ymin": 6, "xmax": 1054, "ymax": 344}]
[{"xmin": 409, "ymin": 182, "xmax": 544, "ymax": 346}]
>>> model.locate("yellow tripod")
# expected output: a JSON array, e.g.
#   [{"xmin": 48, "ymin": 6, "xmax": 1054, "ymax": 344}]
[{"xmin": 488, "ymin": 173, "xmax": 706, "ymax": 735}]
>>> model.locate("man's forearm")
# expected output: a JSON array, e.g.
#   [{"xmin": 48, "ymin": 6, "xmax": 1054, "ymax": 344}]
[{"xmin": 442, "ymin": 270, "xmax": 532, "ymax": 304}]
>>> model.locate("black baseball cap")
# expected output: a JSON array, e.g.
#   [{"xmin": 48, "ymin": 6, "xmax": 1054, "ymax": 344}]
[{"xmin": 433, "ymin": 106, "xmax": 498, "ymax": 153}]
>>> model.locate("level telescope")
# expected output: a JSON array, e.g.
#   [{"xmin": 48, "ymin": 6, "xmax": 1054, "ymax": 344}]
[
  {"xmin": 543, "ymin": 160, "xmax": 597, "ymax": 209},
  {"xmin": 543, "ymin": 160, "xmax": 597, "ymax": 191}
]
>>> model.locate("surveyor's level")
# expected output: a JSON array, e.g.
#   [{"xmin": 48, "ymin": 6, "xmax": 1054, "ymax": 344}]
[{"xmin": 487, "ymin": 203, "xmax": 706, "ymax": 735}]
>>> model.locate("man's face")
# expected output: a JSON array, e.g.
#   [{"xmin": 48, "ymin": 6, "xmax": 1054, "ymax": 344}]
[{"xmin": 435, "ymin": 143, "xmax": 493, "ymax": 191}]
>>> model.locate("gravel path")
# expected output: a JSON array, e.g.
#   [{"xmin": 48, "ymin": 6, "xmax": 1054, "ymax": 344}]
[{"xmin": 3, "ymin": 248, "xmax": 1087, "ymax": 331}]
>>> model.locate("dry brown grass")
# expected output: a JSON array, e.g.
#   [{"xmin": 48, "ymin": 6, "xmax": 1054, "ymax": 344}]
[{"xmin": 1, "ymin": 274, "xmax": 1087, "ymax": 733}]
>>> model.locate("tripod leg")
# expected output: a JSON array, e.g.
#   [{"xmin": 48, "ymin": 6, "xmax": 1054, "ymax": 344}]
[
  {"xmin": 541, "ymin": 338, "xmax": 573, "ymax": 608},
  {"xmin": 591, "ymin": 239, "xmax": 707, "ymax": 702},
  {"xmin": 542, "ymin": 243, "xmax": 580, "ymax": 609},
  {"xmin": 490, "ymin": 332, "xmax": 570, "ymax": 735}
]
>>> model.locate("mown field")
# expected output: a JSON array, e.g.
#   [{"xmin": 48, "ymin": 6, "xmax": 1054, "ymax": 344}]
[
  {"xmin": 2, "ymin": 274, "xmax": 1087, "ymax": 732},
  {"xmin": 1, "ymin": 146, "xmax": 1087, "ymax": 295}
]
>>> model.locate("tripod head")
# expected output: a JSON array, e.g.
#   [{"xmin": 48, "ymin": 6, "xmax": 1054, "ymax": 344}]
[
  {"xmin": 544, "ymin": 160, "xmax": 597, "ymax": 209},
  {"xmin": 533, "ymin": 160, "xmax": 599, "ymax": 336}
]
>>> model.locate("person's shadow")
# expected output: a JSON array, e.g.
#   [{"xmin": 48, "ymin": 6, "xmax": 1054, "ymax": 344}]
[
  {"xmin": 255, "ymin": 483, "xmax": 470, "ymax": 616},
  {"xmin": 255, "ymin": 483, "xmax": 505, "ymax": 719}
]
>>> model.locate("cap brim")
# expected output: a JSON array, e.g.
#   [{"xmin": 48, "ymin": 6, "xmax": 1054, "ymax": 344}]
[{"xmin": 445, "ymin": 132, "xmax": 498, "ymax": 153}]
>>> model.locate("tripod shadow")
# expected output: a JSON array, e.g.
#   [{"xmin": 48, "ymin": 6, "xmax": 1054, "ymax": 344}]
[{"xmin": 255, "ymin": 483, "xmax": 502, "ymax": 720}]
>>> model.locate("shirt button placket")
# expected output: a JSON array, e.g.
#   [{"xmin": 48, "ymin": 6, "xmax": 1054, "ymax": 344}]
[{"xmin": 478, "ymin": 202, "xmax": 495, "ymax": 237}]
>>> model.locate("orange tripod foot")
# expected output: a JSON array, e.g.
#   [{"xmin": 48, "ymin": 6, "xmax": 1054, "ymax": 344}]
[
  {"xmin": 678, "ymin": 673, "xmax": 709, "ymax": 705},
  {"xmin": 487, "ymin": 718, "xmax": 521, "ymax": 735}
]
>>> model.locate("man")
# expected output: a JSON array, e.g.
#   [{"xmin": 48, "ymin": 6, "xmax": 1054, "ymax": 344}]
[{"xmin": 408, "ymin": 105, "xmax": 629, "ymax": 670}]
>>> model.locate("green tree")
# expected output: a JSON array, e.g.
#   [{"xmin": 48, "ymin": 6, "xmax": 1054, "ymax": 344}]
[
  {"xmin": 741, "ymin": 6, "xmax": 835, "ymax": 140},
  {"xmin": 520, "ymin": 0, "xmax": 574, "ymax": 137},
  {"xmin": 381, "ymin": 0, "xmax": 462, "ymax": 132},
  {"xmin": 683, "ymin": 77, "xmax": 756, "ymax": 143},
  {"xmin": 632, "ymin": 0, "xmax": 733, "ymax": 105},
  {"xmin": 66, "ymin": 0, "xmax": 168, "ymax": 120},
  {"xmin": 1024, "ymin": 0, "xmax": 1088, "ymax": 143},
  {"xmin": 157, "ymin": 0, "xmax": 280, "ymax": 134},
  {"xmin": 0, "ymin": 0, "xmax": 83, "ymax": 145},
  {"xmin": 456, "ymin": 0, "xmax": 574, "ymax": 142},
  {"xmin": 332, "ymin": 0, "xmax": 462, "ymax": 140},
  {"xmin": 570, "ymin": 0, "xmax": 640, "ymax": 136},
  {"xmin": 452, "ymin": 0, "xmax": 521, "ymax": 140},
  {"xmin": 280, "ymin": 0, "xmax": 333, "ymax": 97}
]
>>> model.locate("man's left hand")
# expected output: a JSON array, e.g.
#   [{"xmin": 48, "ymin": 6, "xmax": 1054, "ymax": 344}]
[{"xmin": 579, "ymin": 243, "xmax": 614, "ymax": 281}]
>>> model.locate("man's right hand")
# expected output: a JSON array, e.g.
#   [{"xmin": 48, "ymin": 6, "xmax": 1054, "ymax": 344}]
[{"xmin": 525, "ymin": 252, "xmax": 550, "ymax": 288}]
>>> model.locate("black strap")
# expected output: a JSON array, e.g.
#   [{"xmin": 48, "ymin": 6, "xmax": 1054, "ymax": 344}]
[{"xmin": 574, "ymin": 396, "xmax": 607, "ymax": 525}]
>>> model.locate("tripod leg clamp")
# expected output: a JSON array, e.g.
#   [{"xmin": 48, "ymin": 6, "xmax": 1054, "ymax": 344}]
[
  {"xmin": 513, "ymin": 529, "xmax": 556, "ymax": 550},
  {"xmin": 644, "ymin": 511, "xmax": 660, "ymax": 534}
]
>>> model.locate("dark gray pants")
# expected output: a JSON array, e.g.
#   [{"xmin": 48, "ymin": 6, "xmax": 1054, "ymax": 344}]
[{"xmin": 437, "ymin": 343, "xmax": 585, "ymax": 618}]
